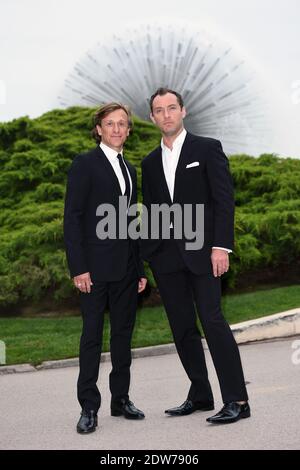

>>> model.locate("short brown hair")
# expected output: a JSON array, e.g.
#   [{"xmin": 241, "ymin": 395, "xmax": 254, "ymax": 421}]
[
  {"xmin": 149, "ymin": 88, "xmax": 184, "ymax": 113},
  {"xmin": 92, "ymin": 102, "xmax": 133, "ymax": 143}
]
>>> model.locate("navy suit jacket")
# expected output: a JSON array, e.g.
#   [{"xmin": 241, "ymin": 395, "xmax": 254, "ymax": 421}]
[
  {"xmin": 141, "ymin": 133, "xmax": 234, "ymax": 274},
  {"xmin": 64, "ymin": 146, "xmax": 144, "ymax": 281}
]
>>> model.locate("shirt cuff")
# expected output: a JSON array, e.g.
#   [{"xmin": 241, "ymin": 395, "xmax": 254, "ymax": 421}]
[{"xmin": 212, "ymin": 246, "xmax": 232, "ymax": 254}]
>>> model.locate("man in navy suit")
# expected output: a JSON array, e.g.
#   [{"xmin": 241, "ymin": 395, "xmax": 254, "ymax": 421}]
[
  {"xmin": 64, "ymin": 103, "xmax": 147, "ymax": 433},
  {"xmin": 141, "ymin": 88, "xmax": 250, "ymax": 424}
]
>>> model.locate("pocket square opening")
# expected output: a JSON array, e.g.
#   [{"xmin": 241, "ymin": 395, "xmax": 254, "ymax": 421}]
[{"xmin": 186, "ymin": 162, "xmax": 200, "ymax": 168}]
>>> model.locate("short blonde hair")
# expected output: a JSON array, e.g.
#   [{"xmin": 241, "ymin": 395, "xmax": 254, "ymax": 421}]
[{"xmin": 92, "ymin": 102, "xmax": 133, "ymax": 143}]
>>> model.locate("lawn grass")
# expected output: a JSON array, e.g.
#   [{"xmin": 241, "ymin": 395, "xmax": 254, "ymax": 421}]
[{"xmin": 0, "ymin": 284, "xmax": 299, "ymax": 366}]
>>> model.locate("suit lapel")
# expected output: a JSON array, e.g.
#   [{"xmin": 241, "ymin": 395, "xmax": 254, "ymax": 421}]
[
  {"xmin": 125, "ymin": 159, "xmax": 135, "ymax": 187},
  {"xmin": 124, "ymin": 158, "xmax": 135, "ymax": 205},
  {"xmin": 173, "ymin": 133, "xmax": 194, "ymax": 202},
  {"xmin": 157, "ymin": 147, "xmax": 173, "ymax": 205},
  {"xmin": 95, "ymin": 146, "xmax": 122, "ymax": 196}
]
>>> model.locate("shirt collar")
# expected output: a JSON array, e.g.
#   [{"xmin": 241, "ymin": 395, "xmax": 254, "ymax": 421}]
[
  {"xmin": 161, "ymin": 128, "xmax": 187, "ymax": 152},
  {"xmin": 100, "ymin": 142, "xmax": 123, "ymax": 162}
]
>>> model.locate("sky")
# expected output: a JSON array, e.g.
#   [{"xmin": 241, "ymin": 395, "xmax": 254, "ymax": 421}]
[{"xmin": 0, "ymin": 0, "xmax": 300, "ymax": 156}]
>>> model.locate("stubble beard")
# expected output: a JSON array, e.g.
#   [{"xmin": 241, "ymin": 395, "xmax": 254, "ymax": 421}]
[{"xmin": 162, "ymin": 123, "xmax": 183, "ymax": 138}]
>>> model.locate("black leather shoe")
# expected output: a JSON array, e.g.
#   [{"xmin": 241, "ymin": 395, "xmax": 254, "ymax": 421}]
[
  {"xmin": 206, "ymin": 402, "xmax": 250, "ymax": 424},
  {"xmin": 76, "ymin": 410, "xmax": 98, "ymax": 434},
  {"xmin": 111, "ymin": 399, "xmax": 145, "ymax": 419},
  {"xmin": 165, "ymin": 399, "xmax": 214, "ymax": 416}
]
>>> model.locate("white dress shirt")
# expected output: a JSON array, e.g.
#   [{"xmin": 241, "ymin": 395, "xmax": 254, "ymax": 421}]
[
  {"xmin": 161, "ymin": 128, "xmax": 187, "ymax": 201},
  {"xmin": 100, "ymin": 142, "xmax": 132, "ymax": 202},
  {"xmin": 161, "ymin": 129, "xmax": 231, "ymax": 253}
]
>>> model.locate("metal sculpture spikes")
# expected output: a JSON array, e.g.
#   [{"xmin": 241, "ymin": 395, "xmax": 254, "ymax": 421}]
[{"xmin": 59, "ymin": 23, "xmax": 269, "ymax": 155}]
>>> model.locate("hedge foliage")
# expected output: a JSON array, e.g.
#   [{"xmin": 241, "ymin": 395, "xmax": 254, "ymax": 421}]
[{"xmin": 0, "ymin": 107, "xmax": 299, "ymax": 312}]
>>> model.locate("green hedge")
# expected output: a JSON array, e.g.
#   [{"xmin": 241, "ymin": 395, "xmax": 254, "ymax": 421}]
[{"xmin": 0, "ymin": 108, "xmax": 299, "ymax": 312}]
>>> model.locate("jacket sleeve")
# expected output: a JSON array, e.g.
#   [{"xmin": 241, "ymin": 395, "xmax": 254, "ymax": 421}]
[
  {"xmin": 206, "ymin": 140, "xmax": 235, "ymax": 250},
  {"xmin": 63, "ymin": 155, "xmax": 90, "ymax": 278}
]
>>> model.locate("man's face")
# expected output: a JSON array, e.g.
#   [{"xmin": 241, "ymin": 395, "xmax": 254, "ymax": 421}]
[
  {"xmin": 97, "ymin": 109, "xmax": 130, "ymax": 151},
  {"xmin": 150, "ymin": 93, "xmax": 186, "ymax": 137}
]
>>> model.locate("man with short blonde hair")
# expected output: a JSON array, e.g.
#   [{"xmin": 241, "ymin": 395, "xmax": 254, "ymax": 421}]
[{"xmin": 64, "ymin": 103, "xmax": 147, "ymax": 434}]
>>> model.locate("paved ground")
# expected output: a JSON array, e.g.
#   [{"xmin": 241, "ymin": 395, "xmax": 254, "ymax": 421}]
[{"xmin": 0, "ymin": 338, "xmax": 299, "ymax": 450}]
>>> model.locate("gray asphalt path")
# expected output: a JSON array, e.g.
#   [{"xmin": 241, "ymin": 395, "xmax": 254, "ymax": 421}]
[{"xmin": 0, "ymin": 338, "xmax": 299, "ymax": 450}]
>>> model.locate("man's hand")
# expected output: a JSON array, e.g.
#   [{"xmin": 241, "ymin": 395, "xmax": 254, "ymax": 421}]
[
  {"xmin": 211, "ymin": 249, "xmax": 229, "ymax": 277},
  {"xmin": 73, "ymin": 272, "xmax": 93, "ymax": 293},
  {"xmin": 138, "ymin": 277, "xmax": 147, "ymax": 293}
]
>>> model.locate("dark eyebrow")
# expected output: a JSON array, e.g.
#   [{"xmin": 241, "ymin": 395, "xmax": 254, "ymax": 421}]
[{"xmin": 153, "ymin": 104, "xmax": 178, "ymax": 111}]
